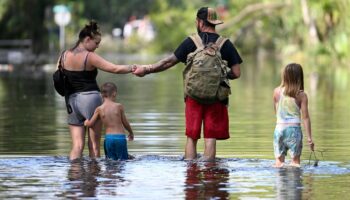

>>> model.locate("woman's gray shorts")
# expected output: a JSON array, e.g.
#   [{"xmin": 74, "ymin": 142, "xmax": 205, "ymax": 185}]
[{"xmin": 67, "ymin": 91, "xmax": 102, "ymax": 126}]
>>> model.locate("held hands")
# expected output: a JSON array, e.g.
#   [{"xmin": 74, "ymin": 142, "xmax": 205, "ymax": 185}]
[
  {"xmin": 132, "ymin": 64, "xmax": 153, "ymax": 77},
  {"xmin": 127, "ymin": 64, "xmax": 137, "ymax": 73}
]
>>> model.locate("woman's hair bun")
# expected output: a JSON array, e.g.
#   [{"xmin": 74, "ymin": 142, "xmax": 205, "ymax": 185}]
[
  {"xmin": 88, "ymin": 20, "xmax": 99, "ymax": 32},
  {"xmin": 84, "ymin": 20, "xmax": 99, "ymax": 33},
  {"xmin": 77, "ymin": 19, "xmax": 101, "ymax": 42}
]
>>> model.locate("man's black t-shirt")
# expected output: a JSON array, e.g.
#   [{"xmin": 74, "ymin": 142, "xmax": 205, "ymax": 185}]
[{"xmin": 174, "ymin": 32, "xmax": 243, "ymax": 67}]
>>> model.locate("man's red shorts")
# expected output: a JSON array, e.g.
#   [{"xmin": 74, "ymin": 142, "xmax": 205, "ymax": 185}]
[{"xmin": 185, "ymin": 97, "xmax": 229, "ymax": 140}]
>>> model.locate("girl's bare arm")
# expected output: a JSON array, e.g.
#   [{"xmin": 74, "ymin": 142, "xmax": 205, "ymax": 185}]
[
  {"xmin": 273, "ymin": 87, "xmax": 280, "ymax": 114},
  {"xmin": 300, "ymin": 92, "xmax": 314, "ymax": 151}
]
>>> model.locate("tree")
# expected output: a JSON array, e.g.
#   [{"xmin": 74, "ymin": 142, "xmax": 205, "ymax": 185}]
[{"xmin": 0, "ymin": 0, "xmax": 55, "ymax": 54}]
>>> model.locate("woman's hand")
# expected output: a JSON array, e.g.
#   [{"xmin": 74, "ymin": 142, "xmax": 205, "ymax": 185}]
[{"xmin": 133, "ymin": 65, "xmax": 151, "ymax": 77}]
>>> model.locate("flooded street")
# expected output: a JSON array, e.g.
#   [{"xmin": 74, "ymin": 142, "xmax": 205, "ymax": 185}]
[{"xmin": 0, "ymin": 56, "xmax": 350, "ymax": 199}]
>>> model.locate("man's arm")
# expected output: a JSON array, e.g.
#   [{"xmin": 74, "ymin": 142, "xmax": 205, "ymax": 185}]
[
  {"xmin": 133, "ymin": 54, "xmax": 179, "ymax": 77},
  {"xmin": 227, "ymin": 64, "xmax": 241, "ymax": 80}
]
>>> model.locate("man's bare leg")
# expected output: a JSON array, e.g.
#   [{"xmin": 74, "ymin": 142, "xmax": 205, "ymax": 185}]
[
  {"xmin": 201, "ymin": 138, "xmax": 216, "ymax": 162},
  {"xmin": 185, "ymin": 137, "xmax": 198, "ymax": 160}
]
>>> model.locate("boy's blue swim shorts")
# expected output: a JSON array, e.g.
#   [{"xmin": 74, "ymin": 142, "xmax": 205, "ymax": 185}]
[{"xmin": 104, "ymin": 134, "xmax": 128, "ymax": 160}]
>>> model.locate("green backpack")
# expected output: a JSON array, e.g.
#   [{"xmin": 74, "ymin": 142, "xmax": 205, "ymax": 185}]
[{"xmin": 183, "ymin": 33, "xmax": 231, "ymax": 104}]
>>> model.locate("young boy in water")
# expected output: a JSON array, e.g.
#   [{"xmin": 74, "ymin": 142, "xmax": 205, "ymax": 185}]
[
  {"xmin": 273, "ymin": 63, "xmax": 315, "ymax": 167},
  {"xmin": 84, "ymin": 82, "xmax": 134, "ymax": 160}
]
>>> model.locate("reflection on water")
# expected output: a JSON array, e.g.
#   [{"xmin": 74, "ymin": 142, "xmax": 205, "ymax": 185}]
[
  {"xmin": 275, "ymin": 167, "xmax": 303, "ymax": 200},
  {"xmin": 0, "ymin": 156, "xmax": 349, "ymax": 199},
  {"xmin": 185, "ymin": 162, "xmax": 230, "ymax": 199},
  {"xmin": 63, "ymin": 160, "xmax": 101, "ymax": 198},
  {"xmin": 60, "ymin": 159, "xmax": 129, "ymax": 198}
]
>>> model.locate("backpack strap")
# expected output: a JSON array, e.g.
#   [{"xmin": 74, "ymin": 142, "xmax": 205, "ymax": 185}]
[
  {"xmin": 189, "ymin": 34, "xmax": 204, "ymax": 49},
  {"xmin": 215, "ymin": 36, "xmax": 228, "ymax": 50}
]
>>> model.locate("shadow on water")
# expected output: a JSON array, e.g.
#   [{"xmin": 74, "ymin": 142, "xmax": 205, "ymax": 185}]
[{"xmin": 0, "ymin": 155, "xmax": 349, "ymax": 199}]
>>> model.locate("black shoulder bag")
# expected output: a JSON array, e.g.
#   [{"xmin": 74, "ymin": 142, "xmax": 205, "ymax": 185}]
[{"xmin": 53, "ymin": 51, "xmax": 66, "ymax": 96}]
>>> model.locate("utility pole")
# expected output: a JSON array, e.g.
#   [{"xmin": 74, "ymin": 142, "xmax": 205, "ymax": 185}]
[{"xmin": 53, "ymin": 5, "xmax": 71, "ymax": 51}]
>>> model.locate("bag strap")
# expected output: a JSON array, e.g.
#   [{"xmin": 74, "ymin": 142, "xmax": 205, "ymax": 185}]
[
  {"xmin": 189, "ymin": 33, "xmax": 204, "ymax": 49},
  {"xmin": 58, "ymin": 50, "xmax": 66, "ymax": 70},
  {"xmin": 83, "ymin": 52, "xmax": 90, "ymax": 71},
  {"xmin": 215, "ymin": 36, "xmax": 228, "ymax": 50},
  {"xmin": 215, "ymin": 36, "xmax": 230, "ymax": 76}
]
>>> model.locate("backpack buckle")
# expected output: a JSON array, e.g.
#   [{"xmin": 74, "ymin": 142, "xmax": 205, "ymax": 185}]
[{"xmin": 204, "ymin": 43, "xmax": 218, "ymax": 56}]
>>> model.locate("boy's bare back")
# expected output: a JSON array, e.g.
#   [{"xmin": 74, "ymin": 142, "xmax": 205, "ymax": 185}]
[
  {"xmin": 98, "ymin": 100, "xmax": 127, "ymax": 134},
  {"xmin": 84, "ymin": 83, "xmax": 134, "ymax": 140}
]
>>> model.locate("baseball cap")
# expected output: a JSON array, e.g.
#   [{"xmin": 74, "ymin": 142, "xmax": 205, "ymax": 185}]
[{"xmin": 196, "ymin": 7, "xmax": 223, "ymax": 25}]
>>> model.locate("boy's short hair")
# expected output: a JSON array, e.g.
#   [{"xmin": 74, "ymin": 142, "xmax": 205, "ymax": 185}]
[{"xmin": 101, "ymin": 82, "xmax": 117, "ymax": 98}]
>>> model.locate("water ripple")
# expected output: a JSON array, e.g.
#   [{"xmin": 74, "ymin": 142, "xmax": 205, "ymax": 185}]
[{"xmin": 0, "ymin": 156, "xmax": 349, "ymax": 199}]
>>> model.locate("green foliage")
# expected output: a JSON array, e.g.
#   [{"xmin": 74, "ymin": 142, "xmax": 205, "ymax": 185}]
[
  {"xmin": 0, "ymin": 0, "xmax": 349, "ymax": 65},
  {"xmin": 148, "ymin": 0, "xmax": 196, "ymax": 53},
  {"xmin": 0, "ymin": 0, "xmax": 9, "ymax": 21},
  {"xmin": 147, "ymin": 0, "xmax": 230, "ymax": 53},
  {"xmin": 218, "ymin": 0, "xmax": 350, "ymax": 65},
  {"xmin": 0, "ymin": 0, "xmax": 55, "ymax": 54}
]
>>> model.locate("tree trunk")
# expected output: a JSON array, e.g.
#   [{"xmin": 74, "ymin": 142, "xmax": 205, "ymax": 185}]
[
  {"xmin": 217, "ymin": 2, "xmax": 288, "ymax": 32},
  {"xmin": 300, "ymin": 0, "xmax": 320, "ymax": 45}
]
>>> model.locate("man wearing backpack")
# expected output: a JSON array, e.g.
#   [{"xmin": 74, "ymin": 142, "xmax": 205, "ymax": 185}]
[{"xmin": 133, "ymin": 7, "xmax": 242, "ymax": 161}]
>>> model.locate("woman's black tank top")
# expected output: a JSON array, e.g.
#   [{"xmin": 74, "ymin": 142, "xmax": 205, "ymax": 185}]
[{"xmin": 62, "ymin": 52, "xmax": 99, "ymax": 96}]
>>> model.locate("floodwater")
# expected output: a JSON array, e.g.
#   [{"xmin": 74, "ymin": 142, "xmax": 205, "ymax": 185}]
[{"xmin": 0, "ymin": 55, "xmax": 350, "ymax": 199}]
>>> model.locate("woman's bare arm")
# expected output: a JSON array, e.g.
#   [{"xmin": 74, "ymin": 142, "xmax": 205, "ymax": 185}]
[{"xmin": 89, "ymin": 53, "xmax": 134, "ymax": 74}]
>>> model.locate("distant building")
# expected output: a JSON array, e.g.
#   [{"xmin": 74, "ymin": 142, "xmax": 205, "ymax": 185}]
[
  {"xmin": 0, "ymin": 39, "xmax": 35, "ymax": 66},
  {"xmin": 122, "ymin": 15, "xmax": 155, "ymax": 43}
]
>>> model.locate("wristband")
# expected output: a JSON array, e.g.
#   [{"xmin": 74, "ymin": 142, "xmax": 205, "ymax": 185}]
[
  {"xmin": 127, "ymin": 65, "xmax": 133, "ymax": 72},
  {"xmin": 148, "ymin": 64, "xmax": 153, "ymax": 73}
]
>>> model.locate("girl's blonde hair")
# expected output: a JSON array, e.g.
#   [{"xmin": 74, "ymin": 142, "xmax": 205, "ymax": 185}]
[{"xmin": 280, "ymin": 63, "xmax": 304, "ymax": 98}]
